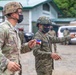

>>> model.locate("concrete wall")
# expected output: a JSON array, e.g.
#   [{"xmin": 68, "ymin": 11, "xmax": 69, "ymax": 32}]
[
  {"xmin": 49, "ymin": 4, "xmax": 58, "ymax": 19},
  {"xmin": 31, "ymin": 3, "xmax": 58, "ymax": 22},
  {"xmin": 31, "ymin": 5, "xmax": 42, "ymax": 21}
]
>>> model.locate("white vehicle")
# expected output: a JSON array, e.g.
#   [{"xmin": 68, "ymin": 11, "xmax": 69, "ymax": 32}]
[{"xmin": 58, "ymin": 26, "xmax": 76, "ymax": 44}]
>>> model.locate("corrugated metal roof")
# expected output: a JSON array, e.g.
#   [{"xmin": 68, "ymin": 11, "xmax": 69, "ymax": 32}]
[
  {"xmin": 0, "ymin": 0, "xmax": 62, "ymax": 16},
  {"xmin": 0, "ymin": 0, "xmax": 48, "ymax": 7},
  {"xmin": 52, "ymin": 18, "xmax": 76, "ymax": 23}
]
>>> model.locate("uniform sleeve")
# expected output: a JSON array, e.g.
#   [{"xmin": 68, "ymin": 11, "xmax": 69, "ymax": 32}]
[
  {"xmin": 49, "ymin": 35, "xmax": 71, "ymax": 43},
  {"xmin": 54, "ymin": 31, "xmax": 56, "ymax": 36},
  {"xmin": 0, "ymin": 28, "xmax": 10, "ymax": 71},
  {"xmin": 33, "ymin": 34, "xmax": 51, "ymax": 58},
  {"xmin": 21, "ymin": 43, "xmax": 31, "ymax": 53}
]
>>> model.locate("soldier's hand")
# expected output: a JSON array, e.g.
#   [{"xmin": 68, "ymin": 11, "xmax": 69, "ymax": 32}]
[
  {"xmin": 28, "ymin": 39, "xmax": 36, "ymax": 48},
  {"xmin": 7, "ymin": 61, "xmax": 21, "ymax": 72},
  {"xmin": 51, "ymin": 53, "xmax": 61, "ymax": 60}
]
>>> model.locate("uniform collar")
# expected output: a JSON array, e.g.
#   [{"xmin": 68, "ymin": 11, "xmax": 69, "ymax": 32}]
[
  {"xmin": 5, "ymin": 20, "xmax": 16, "ymax": 31},
  {"xmin": 38, "ymin": 30, "xmax": 46, "ymax": 36}
]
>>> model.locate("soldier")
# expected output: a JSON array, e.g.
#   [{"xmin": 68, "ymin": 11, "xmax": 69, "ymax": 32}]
[
  {"xmin": 63, "ymin": 28, "xmax": 70, "ymax": 45},
  {"xmin": 18, "ymin": 28, "xmax": 25, "ymax": 44},
  {"xmin": 32, "ymin": 16, "xmax": 75, "ymax": 75},
  {"xmin": 48, "ymin": 26, "xmax": 57, "ymax": 53},
  {"xmin": 0, "ymin": 2, "xmax": 36, "ymax": 75}
]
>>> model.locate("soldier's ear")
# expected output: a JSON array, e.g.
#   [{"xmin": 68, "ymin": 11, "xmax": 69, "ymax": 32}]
[
  {"xmin": 11, "ymin": 13, "xmax": 18, "ymax": 18},
  {"xmin": 38, "ymin": 24, "xmax": 41, "ymax": 27}
]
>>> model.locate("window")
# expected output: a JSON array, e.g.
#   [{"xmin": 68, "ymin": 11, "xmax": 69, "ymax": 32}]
[
  {"xmin": 60, "ymin": 27, "xmax": 76, "ymax": 33},
  {"xmin": 43, "ymin": 3, "xmax": 50, "ymax": 11}
]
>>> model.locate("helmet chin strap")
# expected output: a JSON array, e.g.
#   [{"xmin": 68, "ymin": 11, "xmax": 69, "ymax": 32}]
[
  {"xmin": 41, "ymin": 25, "xmax": 46, "ymax": 34},
  {"xmin": 8, "ymin": 16, "xmax": 18, "ymax": 23},
  {"xmin": 42, "ymin": 25, "xmax": 50, "ymax": 34}
]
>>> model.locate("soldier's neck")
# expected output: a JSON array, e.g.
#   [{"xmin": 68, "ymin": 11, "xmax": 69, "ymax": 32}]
[{"xmin": 7, "ymin": 19, "xmax": 17, "ymax": 27}]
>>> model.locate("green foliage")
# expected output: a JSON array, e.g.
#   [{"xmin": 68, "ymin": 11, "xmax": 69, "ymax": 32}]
[{"xmin": 54, "ymin": 0, "xmax": 76, "ymax": 17}]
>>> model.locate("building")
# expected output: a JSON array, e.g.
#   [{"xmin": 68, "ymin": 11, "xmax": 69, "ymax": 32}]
[{"xmin": 0, "ymin": 0, "xmax": 63, "ymax": 33}]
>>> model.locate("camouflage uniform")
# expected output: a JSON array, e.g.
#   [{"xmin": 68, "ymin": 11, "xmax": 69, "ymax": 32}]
[
  {"xmin": 63, "ymin": 28, "xmax": 70, "ymax": 45},
  {"xmin": 0, "ymin": 20, "xmax": 31, "ymax": 75},
  {"xmin": 33, "ymin": 16, "xmax": 71, "ymax": 75},
  {"xmin": 0, "ymin": 2, "xmax": 31, "ymax": 75},
  {"xmin": 48, "ymin": 29, "xmax": 57, "ymax": 53},
  {"xmin": 18, "ymin": 28, "xmax": 25, "ymax": 44}
]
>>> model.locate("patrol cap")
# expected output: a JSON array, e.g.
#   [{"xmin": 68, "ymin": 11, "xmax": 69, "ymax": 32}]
[
  {"xmin": 3, "ymin": 2, "xmax": 22, "ymax": 15},
  {"xmin": 37, "ymin": 16, "xmax": 52, "ymax": 26}
]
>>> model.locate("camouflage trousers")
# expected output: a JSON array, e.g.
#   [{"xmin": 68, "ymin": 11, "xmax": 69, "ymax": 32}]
[
  {"xmin": 36, "ymin": 70, "xmax": 52, "ymax": 75},
  {"xmin": 0, "ymin": 69, "xmax": 20, "ymax": 75},
  {"xmin": 63, "ymin": 40, "xmax": 69, "ymax": 45},
  {"xmin": 1, "ymin": 58, "xmax": 22, "ymax": 75},
  {"xmin": 1, "ymin": 64, "xmax": 22, "ymax": 75},
  {"xmin": 52, "ymin": 43, "xmax": 57, "ymax": 53},
  {"xmin": 36, "ymin": 64, "xmax": 53, "ymax": 75}
]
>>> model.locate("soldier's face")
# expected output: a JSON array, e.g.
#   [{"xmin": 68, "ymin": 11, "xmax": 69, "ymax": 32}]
[
  {"xmin": 10, "ymin": 9, "xmax": 23, "ymax": 21},
  {"xmin": 39, "ymin": 24, "xmax": 50, "ymax": 33},
  {"xmin": 15, "ymin": 9, "xmax": 23, "ymax": 23},
  {"xmin": 16, "ymin": 9, "xmax": 23, "ymax": 19},
  {"xmin": 39, "ymin": 24, "xmax": 43, "ymax": 30}
]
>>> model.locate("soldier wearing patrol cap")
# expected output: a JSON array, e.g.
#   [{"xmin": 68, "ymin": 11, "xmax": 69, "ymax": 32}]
[
  {"xmin": 32, "ymin": 16, "xmax": 75, "ymax": 75},
  {"xmin": 63, "ymin": 28, "xmax": 70, "ymax": 45},
  {"xmin": 48, "ymin": 26, "xmax": 57, "ymax": 53},
  {"xmin": 0, "ymin": 2, "xmax": 36, "ymax": 75}
]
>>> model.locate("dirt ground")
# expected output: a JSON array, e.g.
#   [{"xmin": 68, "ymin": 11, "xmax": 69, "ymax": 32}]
[{"xmin": 20, "ymin": 44, "xmax": 76, "ymax": 75}]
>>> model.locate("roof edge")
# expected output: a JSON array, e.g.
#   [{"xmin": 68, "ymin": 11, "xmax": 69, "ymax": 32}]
[{"xmin": 0, "ymin": 7, "xmax": 3, "ymax": 10}]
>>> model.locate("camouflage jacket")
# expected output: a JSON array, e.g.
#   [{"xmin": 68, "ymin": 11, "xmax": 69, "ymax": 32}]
[
  {"xmin": 63, "ymin": 30, "xmax": 70, "ymax": 37},
  {"xmin": 48, "ymin": 30, "xmax": 56, "ymax": 37},
  {"xmin": 0, "ymin": 20, "xmax": 30, "ymax": 72},
  {"xmin": 33, "ymin": 30, "xmax": 71, "ymax": 71}
]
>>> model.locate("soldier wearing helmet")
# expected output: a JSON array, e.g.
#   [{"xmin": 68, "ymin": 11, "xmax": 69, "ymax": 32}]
[
  {"xmin": 0, "ymin": 2, "xmax": 36, "ymax": 75},
  {"xmin": 3, "ymin": 2, "xmax": 23, "ymax": 23},
  {"xmin": 32, "ymin": 16, "xmax": 75, "ymax": 75},
  {"xmin": 36, "ymin": 16, "xmax": 52, "ymax": 33}
]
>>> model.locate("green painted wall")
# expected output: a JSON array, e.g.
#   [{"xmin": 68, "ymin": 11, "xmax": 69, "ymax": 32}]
[{"xmin": 32, "ymin": 22, "xmax": 38, "ymax": 34}]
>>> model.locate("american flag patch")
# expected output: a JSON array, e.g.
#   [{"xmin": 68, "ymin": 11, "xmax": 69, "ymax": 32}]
[{"xmin": 36, "ymin": 40, "xmax": 41, "ymax": 44}]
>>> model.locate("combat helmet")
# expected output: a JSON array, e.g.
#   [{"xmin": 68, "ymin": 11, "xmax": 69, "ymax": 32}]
[
  {"xmin": 3, "ymin": 2, "xmax": 22, "ymax": 15},
  {"xmin": 37, "ymin": 16, "xmax": 52, "ymax": 27}
]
